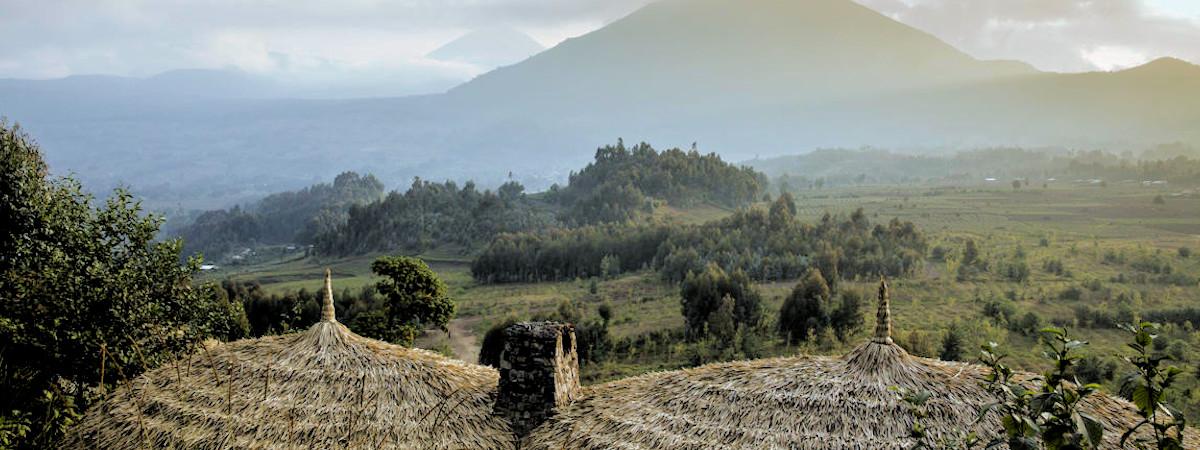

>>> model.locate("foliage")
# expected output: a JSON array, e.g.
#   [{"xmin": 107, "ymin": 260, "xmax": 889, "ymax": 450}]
[
  {"xmin": 369, "ymin": 256, "xmax": 456, "ymax": 346},
  {"xmin": 778, "ymin": 268, "xmax": 831, "ymax": 344},
  {"xmin": 680, "ymin": 264, "xmax": 762, "ymax": 340},
  {"xmin": 977, "ymin": 328, "xmax": 1105, "ymax": 450},
  {"xmin": 477, "ymin": 318, "xmax": 520, "ymax": 368},
  {"xmin": 472, "ymin": 207, "xmax": 926, "ymax": 284},
  {"xmin": 1071, "ymin": 356, "xmax": 1117, "ymax": 384},
  {"xmin": 471, "ymin": 221, "xmax": 671, "ymax": 283},
  {"xmin": 940, "ymin": 325, "xmax": 964, "ymax": 361},
  {"xmin": 1117, "ymin": 322, "xmax": 1188, "ymax": 449},
  {"xmin": 318, "ymin": 178, "xmax": 554, "ymax": 256},
  {"xmin": 0, "ymin": 121, "xmax": 242, "ymax": 449},
  {"xmin": 175, "ymin": 172, "xmax": 384, "ymax": 260},
  {"xmin": 553, "ymin": 140, "xmax": 767, "ymax": 225},
  {"xmin": 957, "ymin": 239, "xmax": 984, "ymax": 281}
]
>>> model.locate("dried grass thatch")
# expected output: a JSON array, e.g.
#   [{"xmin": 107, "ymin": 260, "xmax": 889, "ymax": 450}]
[
  {"xmin": 523, "ymin": 278, "xmax": 1197, "ymax": 449},
  {"xmin": 63, "ymin": 270, "xmax": 515, "ymax": 450}
]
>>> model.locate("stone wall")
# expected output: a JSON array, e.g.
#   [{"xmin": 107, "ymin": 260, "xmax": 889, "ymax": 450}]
[{"xmin": 495, "ymin": 322, "xmax": 581, "ymax": 437}]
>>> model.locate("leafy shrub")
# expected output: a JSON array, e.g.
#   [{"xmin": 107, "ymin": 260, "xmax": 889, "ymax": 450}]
[
  {"xmin": 681, "ymin": 264, "xmax": 762, "ymax": 340},
  {"xmin": 1059, "ymin": 286, "xmax": 1084, "ymax": 301}
]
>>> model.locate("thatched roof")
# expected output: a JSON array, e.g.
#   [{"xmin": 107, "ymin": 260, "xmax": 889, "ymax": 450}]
[
  {"xmin": 522, "ymin": 278, "xmax": 1196, "ymax": 449},
  {"xmin": 64, "ymin": 269, "xmax": 515, "ymax": 450}
]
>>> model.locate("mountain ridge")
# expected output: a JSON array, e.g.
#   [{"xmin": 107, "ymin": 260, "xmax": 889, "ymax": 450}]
[{"xmin": 0, "ymin": 0, "xmax": 1197, "ymax": 209}]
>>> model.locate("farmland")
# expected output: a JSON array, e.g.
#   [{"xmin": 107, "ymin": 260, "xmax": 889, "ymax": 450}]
[{"xmin": 214, "ymin": 183, "xmax": 1200, "ymax": 386}]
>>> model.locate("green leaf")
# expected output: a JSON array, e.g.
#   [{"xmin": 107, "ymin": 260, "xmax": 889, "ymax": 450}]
[
  {"xmin": 1079, "ymin": 413, "xmax": 1104, "ymax": 446},
  {"xmin": 1131, "ymin": 384, "xmax": 1152, "ymax": 415}
]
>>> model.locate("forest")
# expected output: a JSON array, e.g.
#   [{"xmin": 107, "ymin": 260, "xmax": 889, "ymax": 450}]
[
  {"xmin": 548, "ymin": 140, "xmax": 768, "ymax": 224},
  {"xmin": 171, "ymin": 171, "xmax": 384, "ymax": 260},
  {"xmin": 470, "ymin": 195, "xmax": 926, "ymax": 283},
  {"xmin": 314, "ymin": 178, "xmax": 554, "ymax": 255},
  {"xmin": 311, "ymin": 141, "xmax": 766, "ymax": 256}
]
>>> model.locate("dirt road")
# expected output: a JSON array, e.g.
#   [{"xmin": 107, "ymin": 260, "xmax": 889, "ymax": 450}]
[{"xmin": 447, "ymin": 318, "xmax": 481, "ymax": 363}]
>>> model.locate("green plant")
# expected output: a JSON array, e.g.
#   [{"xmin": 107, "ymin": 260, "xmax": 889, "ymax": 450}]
[
  {"xmin": 892, "ymin": 386, "xmax": 976, "ymax": 450},
  {"xmin": 1, "ymin": 121, "xmax": 244, "ymax": 449},
  {"xmin": 977, "ymin": 327, "xmax": 1104, "ymax": 450},
  {"xmin": 1118, "ymin": 322, "xmax": 1187, "ymax": 450},
  {"xmin": 0, "ymin": 411, "xmax": 31, "ymax": 450},
  {"xmin": 370, "ymin": 256, "xmax": 456, "ymax": 346}
]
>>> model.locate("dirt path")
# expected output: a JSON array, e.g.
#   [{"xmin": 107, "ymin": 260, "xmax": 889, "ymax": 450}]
[{"xmin": 447, "ymin": 318, "xmax": 481, "ymax": 363}]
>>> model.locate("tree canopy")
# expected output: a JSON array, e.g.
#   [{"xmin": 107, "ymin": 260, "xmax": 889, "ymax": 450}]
[
  {"xmin": 680, "ymin": 264, "xmax": 763, "ymax": 340},
  {"xmin": 174, "ymin": 171, "xmax": 384, "ymax": 260},
  {"xmin": 0, "ymin": 120, "xmax": 245, "ymax": 448},
  {"xmin": 553, "ymin": 140, "xmax": 767, "ymax": 225},
  {"xmin": 367, "ymin": 256, "xmax": 456, "ymax": 346}
]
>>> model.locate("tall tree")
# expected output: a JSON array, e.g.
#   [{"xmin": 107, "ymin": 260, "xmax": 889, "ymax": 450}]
[
  {"xmin": 778, "ymin": 268, "xmax": 832, "ymax": 344},
  {"xmin": 680, "ymin": 264, "xmax": 762, "ymax": 340},
  {"xmin": 369, "ymin": 256, "xmax": 456, "ymax": 346},
  {"xmin": 0, "ymin": 120, "xmax": 245, "ymax": 449}
]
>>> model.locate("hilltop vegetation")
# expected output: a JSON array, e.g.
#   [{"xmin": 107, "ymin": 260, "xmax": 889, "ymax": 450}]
[
  {"xmin": 308, "ymin": 141, "xmax": 764, "ymax": 256},
  {"xmin": 550, "ymin": 140, "xmax": 767, "ymax": 224},
  {"xmin": 173, "ymin": 172, "xmax": 384, "ymax": 260},
  {"xmin": 314, "ymin": 178, "xmax": 555, "ymax": 256}
]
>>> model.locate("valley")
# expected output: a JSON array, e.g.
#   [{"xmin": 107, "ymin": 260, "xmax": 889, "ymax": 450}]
[{"xmin": 210, "ymin": 182, "xmax": 1200, "ymax": 415}]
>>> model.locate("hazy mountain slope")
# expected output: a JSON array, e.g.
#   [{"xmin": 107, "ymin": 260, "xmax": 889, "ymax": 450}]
[
  {"xmin": 447, "ymin": 0, "xmax": 1036, "ymax": 112},
  {"xmin": 427, "ymin": 28, "xmax": 546, "ymax": 68}
]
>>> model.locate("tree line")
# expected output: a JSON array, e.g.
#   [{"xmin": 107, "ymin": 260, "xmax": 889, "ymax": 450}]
[
  {"xmin": 314, "ymin": 178, "xmax": 556, "ymax": 255},
  {"xmin": 471, "ymin": 194, "xmax": 927, "ymax": 284},
  {"xmin": 172, "ymin": 171, "xmax": 385, "ymax": 259},
  {"xmin": 314, "ymin": 141, "xmax": 766, "ymax": 256},
  {"xmin": 754, "ymin": 145, "xmax": 1200, "ymax": 189}
]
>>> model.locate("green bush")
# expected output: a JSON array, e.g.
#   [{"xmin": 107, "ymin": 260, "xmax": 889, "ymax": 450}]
[{"xmin": 1, "ymin": 121, "xmax": 244, "ymax": 449}]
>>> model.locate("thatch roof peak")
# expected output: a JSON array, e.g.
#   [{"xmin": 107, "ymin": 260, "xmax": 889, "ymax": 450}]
[
  {"xmin": 64, "ymin": 277, "xmax": 517, "ymax": 449},
  {"xmin": 873, "ymin": 276, "xmax": 893, "ymax": 344},
  {"xmin": 523, "ymin": 347, "xmax": 1190, "ymax": 449},
  {"xmin": 321, "ymin": 268, "xmax": 336, "ymax": 322}
]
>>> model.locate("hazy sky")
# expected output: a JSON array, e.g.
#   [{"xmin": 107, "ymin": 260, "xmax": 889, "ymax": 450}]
[{"xmin": 1, "ymin": 0, "xmax": 1198, "ymax": 87}]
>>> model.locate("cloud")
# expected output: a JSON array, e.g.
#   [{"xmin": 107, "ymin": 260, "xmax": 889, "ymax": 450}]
[
  {"xmin": 3, "ymin": 0, "xmax": 1197, "ymax": 89},
  {"xmin": 855, "ymin": 0, "xmax": 1200, "ymax": 71},
  {"xmin": 0, "ymin": 0, "xmax": 650, "ymax": 82}
]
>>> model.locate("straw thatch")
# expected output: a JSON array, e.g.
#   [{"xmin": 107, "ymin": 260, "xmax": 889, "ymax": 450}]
[
  {"xmin": 63, "ymin": 269, "xmax": 515, "ymax": 450},
  {"xmin": 64, "ymin": 270, "xmax": 1196, "ymax": 449},
  {"xmin": 523, "ymin": 278, "xmax": 1197, "ymax": 449}
]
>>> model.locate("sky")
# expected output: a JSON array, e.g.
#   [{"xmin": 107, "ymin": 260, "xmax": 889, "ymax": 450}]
[{"xmin": 1, "ymin": 0, "xmax": 1198, "ymax": 93}]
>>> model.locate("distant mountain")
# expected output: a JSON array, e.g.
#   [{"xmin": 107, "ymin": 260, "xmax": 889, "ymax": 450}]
[
  {"xmin": 1, "ymin": 0, "xmax": 1197, "ymax": 210},
  {"xmin": 447, "ymin": 0, "xmax": 1036, "ymax": 111},
  {"xmin": 427, "ymin": 28, "xmax": 546, "ymax": 69}
]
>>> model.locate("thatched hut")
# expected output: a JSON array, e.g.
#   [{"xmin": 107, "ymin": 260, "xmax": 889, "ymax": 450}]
[
  {"xmin": 68, "ymin": 271, "xmax": 1195, "ymax": 449},
  {"xmin": 63, "ymin": 270, "xmax": 516, "ymax": 449},
  {"xmin": 521, "ymin": 279, "xmax": 1197, "ymax": 449}
]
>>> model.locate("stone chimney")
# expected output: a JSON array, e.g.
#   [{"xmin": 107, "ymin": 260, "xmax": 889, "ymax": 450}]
[{"xmin": 495, "ymin": 322, "xmax": 581, "ymax": 437}]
